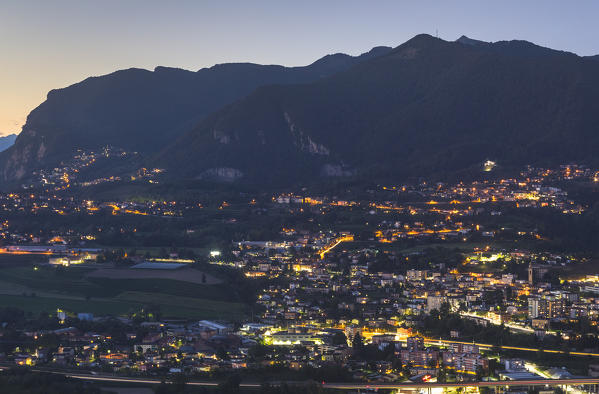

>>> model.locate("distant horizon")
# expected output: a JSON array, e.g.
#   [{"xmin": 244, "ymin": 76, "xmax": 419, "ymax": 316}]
[{"xmin": 2, "ymin": 0, "xmax": 599, "ymax": 137}]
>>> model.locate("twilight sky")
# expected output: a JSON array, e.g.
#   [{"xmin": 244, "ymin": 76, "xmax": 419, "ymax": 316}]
[{"xmin": 1, "ymin": 1, "xmax": 599, "ymax": 136}]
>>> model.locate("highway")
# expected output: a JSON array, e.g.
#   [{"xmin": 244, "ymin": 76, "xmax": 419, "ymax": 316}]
[
  {"xmin": 460, "ymin": 312, "xmax": 534, "ymax": 334},
  {"xmin": 7, "ymin": 368, "xmax": 599, "ymax": 391},
  {"xmin": 354, "ymin": 332, "xmax": 598, "ymax": 358},
  {"xmin": 322, "ymin": 378, "xmax": 599, "ymax": 390},
  {"xmin": 3, "ymin": 366, "xmax": 599, "ymax": 391},
  {"xmin": 422, "ymin": 338, "xmax": 599, "ymax": 357}
]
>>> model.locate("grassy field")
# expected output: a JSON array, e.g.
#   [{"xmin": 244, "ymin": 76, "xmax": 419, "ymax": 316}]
[
  {"xmin": 1, "ymin": 266, "xmax": 109, "ymax": 297},
  {"xmin": 0, "ymin": 264, "xmax": 249, "ymax": 320},
  {"xmin": 86, "ymin": 277, "xmax": 241, "ymax": 301},
  {"xmin": 0, "ymin": 292, "xmax": 247, "ymax": 320},
  {"xmin": 0, "ymin": 294, "xmax": 140, "ymax": 316},
  {"xmin": 0, "ymin": 254, "xmax": 49, "ymax": 267},
  {"xmin": 116, "ymin": 291, "xmax": 247, "ymax": 320}
]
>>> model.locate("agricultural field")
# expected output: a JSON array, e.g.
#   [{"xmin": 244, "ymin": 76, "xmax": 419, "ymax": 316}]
[
  {"xmin": 0, "ymin": 260, "xmax": 249, "ymax": 320},
  {"xmin": 86, "ymin": 266, "xmax": 221, "ymax": 284}
]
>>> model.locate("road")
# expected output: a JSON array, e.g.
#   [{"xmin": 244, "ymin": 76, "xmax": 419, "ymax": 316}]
[
  {"xmin": 7, "ymin": 368, "xmax": 598, "ymax": 391},
  {"xmin": 317, "ymin": 235, "xmax": 354, "ymax": 259},
  {"xmin": 422, "ymin": 338, "xmax": 599, "ymax": 357},
  {"xmin": 460, "ymin": 312, "xmax": 534, "ymax": 334},
  {"xmin": 322, "ymin": 378, "xmax": 599, "ymax": 390}
]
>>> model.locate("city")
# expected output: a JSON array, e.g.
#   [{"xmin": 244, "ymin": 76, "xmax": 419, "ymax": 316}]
[
  {"xmin": 0, "ymin": 158, "xmax": 598, "ymax": 392},
  {"xmin": 2, "ymin": 2, "xmax": 599, "ymax": 393}
]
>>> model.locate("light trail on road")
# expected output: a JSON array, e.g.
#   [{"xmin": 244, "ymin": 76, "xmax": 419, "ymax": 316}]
[
  {"xmin": 48, "ymin": 373, "xmax": 599, "ymax": 390},
  {"xmin": 460, "ymin": 312, "xmax": 534, "ymax": 333},
  {"xmin": 317, "ymin": 235, "xmax": 353, "ymax": 259},
  {"xmin": 422, "ymin": 338, "xmax": 599, "ymax": 357},
  {"xmin": 3, "ymin": 366, "xmax": 599, "ymax": 391},
  {"xmin": 322, "ymin": 379, "xmax": 599, "ymax": 390}
]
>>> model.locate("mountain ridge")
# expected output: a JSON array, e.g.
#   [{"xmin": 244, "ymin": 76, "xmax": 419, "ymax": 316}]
[
  {"xmin": 157, "ymin": 34, "xmax": 599, "ymax": 184},
  {"xmin": 0, "ymin": 45, "xmax": 392, "ymax": 183},
  {"xmin": 3, "ymin": 34, "xmax": 599, "ymax": 187}
]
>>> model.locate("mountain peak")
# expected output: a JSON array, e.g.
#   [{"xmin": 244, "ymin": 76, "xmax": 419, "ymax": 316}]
[
  {"xmin": 308, "ymin": 46, "xmax": 393, "ymax": 72},
  {"xmin": 456, "ymin": 35, "xmax": 489, "ymax": 47},
  {"xmin": 404, "ymin": 33, "xmax": 441, "ymax": 45},
  {"xmin": 308, "ymin": 53, "xmax": 352, "ymax": 67},
  {"xmin": 153, "ymin": 66, "xmax": 190, "ymax": 74},
  {"xmin": 387, "ymin": 34, "xmax": 448, "ymax": 59}
]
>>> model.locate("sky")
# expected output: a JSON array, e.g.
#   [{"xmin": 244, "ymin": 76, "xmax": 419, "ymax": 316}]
[{"xmin": 1, "ymin": 0, "xmax": 599, "ymax": 136}]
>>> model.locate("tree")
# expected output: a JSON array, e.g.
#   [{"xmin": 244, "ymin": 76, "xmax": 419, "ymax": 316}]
[
  {"xmin": 218, "ymin": 374, "xmax": 241, "ymax": 394},
  {"xmin": 439, "ymin": 302, "xmax": 451, "ymax": 318},
  {"xmin": 352, "ymin": 333, "xmax": 364, "ymax": 352},
  {"xmin": 437, "ymin": 365, "xmax": 447, "ymax": 383},
  {"xmin": 476, "ymin": 365, "xmax": 485, "ymax": 380},
  {"xmin": 216, "ymin": 346, "xmax": 228, "ymax": 360},
  {"xmin": 332, "ymin": 331, "xmax": 347, "ymax": 346}
]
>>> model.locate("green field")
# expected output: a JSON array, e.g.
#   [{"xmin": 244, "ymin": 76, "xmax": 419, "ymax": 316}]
[
  {"xmin": 0, "ymin": 293, "xmax": 247, "ymax": 320},
  {"xmin": 87, "ymin": 277, "xmax": 239, "ymax": 301},
  {"xmin": 0, "ymin": 294, "xmax": 139, "ymax": 316},
  {"xmin": 0, "ymin": 264, "xmax": 249, "ymax": 320},
  {"xmin": 116, "ymin": 291, "xmax": 247, "ymax": 320},
  {"xmin": 1, "ymin": 266, "xmax": 109, "ymax": 297}
]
